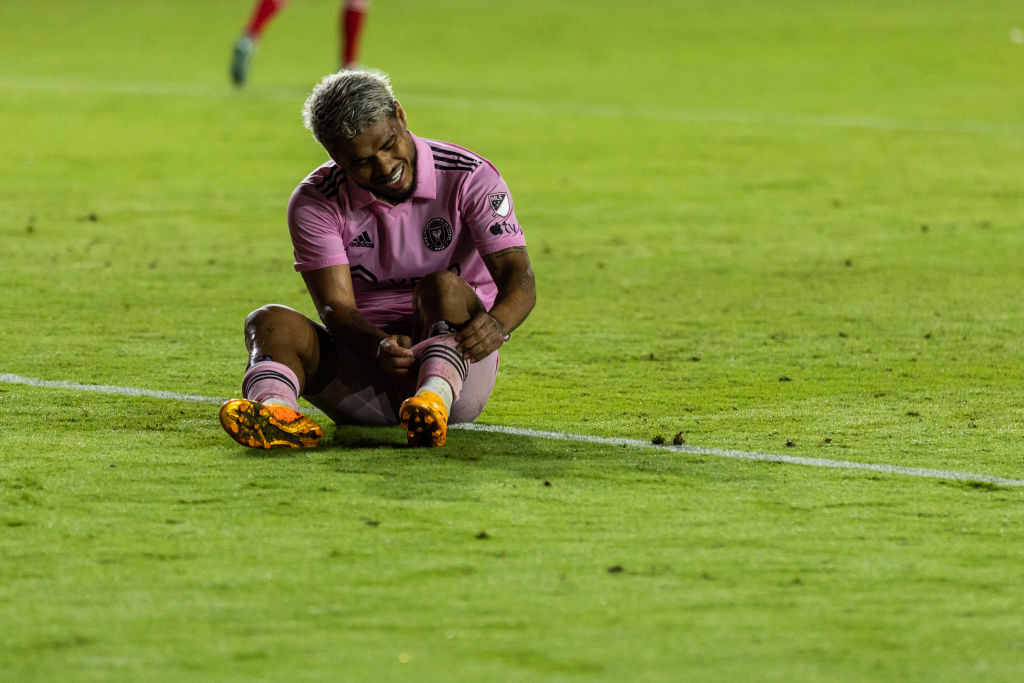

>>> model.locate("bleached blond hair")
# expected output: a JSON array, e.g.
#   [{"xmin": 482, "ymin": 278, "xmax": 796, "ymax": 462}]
[{"xmin": 302, "ymin": 70, "xmax": 397, "ymax": 150}]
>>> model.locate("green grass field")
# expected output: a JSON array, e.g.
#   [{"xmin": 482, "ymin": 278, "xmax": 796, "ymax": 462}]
[{"xmin": 3, "ymin": 0, "xmax": 1024, "ymax": 680}]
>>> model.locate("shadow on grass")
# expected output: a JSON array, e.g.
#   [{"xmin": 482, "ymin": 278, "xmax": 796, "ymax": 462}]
[{"xmin": 307, "ymin": 421, "xmax": 692, "ymax": 486}]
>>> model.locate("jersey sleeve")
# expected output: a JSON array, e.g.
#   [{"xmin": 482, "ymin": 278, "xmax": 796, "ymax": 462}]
[
  {"xmin": 287, "ymin": 182, "xmax": 350, "ymax": 272},
  {"xmin": 459, "ymin": 161, "xmax": 527, "ymax": 255}
]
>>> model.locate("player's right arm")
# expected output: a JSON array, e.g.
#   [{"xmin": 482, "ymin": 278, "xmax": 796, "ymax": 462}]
[{"xmin": 300, "ymin": 264, "xmax": 415, "ymax": 376}]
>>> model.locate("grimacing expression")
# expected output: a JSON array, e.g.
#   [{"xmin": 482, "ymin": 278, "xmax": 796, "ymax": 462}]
[{"xmin": 331, "ymin": 102, "xmax": 416, "ymax": 204}]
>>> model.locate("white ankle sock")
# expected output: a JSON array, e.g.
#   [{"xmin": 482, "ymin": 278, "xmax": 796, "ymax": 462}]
[{"xmin": 418, "ymin": 376, "xmax": 453, "ymax": 410}]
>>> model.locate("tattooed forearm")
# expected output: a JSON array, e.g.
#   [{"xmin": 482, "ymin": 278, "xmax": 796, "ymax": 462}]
[
  {"xmin": 514, "ymin": 270, "xmax": 534, "ymax": 293},
  {"xmin": 483, "ymin": 246, "xmax": 536, "ymax": 319},
  {"xmin": 488, "ymin": 246, "xmax": 529, "ymax": 259}
]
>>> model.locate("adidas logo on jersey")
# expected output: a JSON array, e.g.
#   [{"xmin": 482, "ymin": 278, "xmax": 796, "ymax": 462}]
[{"xmin": 348, "ymin": 231, "xmax": 374, "ymax": 248}]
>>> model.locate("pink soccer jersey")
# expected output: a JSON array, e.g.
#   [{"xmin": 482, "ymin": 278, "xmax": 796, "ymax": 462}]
[{"xmin": 287, "ymin": 133, "xmax": 526, "ymax": 331}]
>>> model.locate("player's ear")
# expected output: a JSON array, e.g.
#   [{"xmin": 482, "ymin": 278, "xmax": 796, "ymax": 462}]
[{"xmin": 394, "ymin": 101, "xmax": 407, "ymax": 127}]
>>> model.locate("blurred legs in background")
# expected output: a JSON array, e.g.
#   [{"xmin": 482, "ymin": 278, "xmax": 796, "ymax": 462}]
[{"xmin": 230, "ymin": 0, "xmax": 369, "ymax": 86}]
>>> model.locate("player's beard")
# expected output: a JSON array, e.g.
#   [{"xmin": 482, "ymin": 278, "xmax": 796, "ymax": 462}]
[
  {"xmin": 368, "ymin": 151, "xmax": 417, "ymax": 204},
  {"xmin": 382, "ymin": 170, "xmax": 416, "ymax": 204}
]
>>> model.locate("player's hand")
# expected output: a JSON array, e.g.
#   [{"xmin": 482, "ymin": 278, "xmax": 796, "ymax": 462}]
[
  {"xmin": 455, "ymin": 313, "xmax": 506, "ymax": 363},
  {"xmin": 377, "ymin": 335, "xmax": 415, "ymax": 376}
]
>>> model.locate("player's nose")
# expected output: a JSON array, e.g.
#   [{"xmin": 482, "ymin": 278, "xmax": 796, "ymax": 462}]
[{"xmin": 370, "ymin": 153, "xmax": 393, "ymax": 175}]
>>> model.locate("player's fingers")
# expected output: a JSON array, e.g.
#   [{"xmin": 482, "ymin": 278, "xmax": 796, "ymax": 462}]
[
  {"xmin": 455, "ymin": 327, "xmax": 483, "ymax": 355},
  {"xmin": 455, "ymin": 313, "xmax": 490, "ymax": 341},
  {"xmin": 381, "ymin": 335, "xmax": 414, "ymax": 358},
  {"xmin": 394, "ymin": 352, "xmax": 416, "ymax": 367},
  {"xmin": 391, "ymin": 346, "xmax": 415, "ymax": 359},
  {"xmin": 462, "ymin": 334, "xmax": 501, "ymax": 362},
  {"xmin": 383, "ymin": 356, "xmax": 415, "ymax": 377}
]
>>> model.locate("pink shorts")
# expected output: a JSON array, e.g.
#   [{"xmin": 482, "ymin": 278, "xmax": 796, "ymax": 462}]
[{"xmin": 303, "ymin": 328, "xmax": 499, "ymax": 426}]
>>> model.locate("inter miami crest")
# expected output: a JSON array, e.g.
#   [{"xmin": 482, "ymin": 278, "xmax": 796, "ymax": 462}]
[
  {"xmin": 488, "ymin": 192, "xmax": 511, "ymax": 217},
  {"xmin": 423, "ymin": 217, "xmax": 453, "ymax": 251}
]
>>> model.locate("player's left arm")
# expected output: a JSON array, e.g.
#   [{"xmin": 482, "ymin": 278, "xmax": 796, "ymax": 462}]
[{"xmin": 455, "ymin": 245, "xmax": 536, "ymax": 362}]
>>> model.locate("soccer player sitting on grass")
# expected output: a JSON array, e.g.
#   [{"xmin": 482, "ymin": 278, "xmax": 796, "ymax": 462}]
[{"xmin": 219, "ymin": 70, "xmax": 536, "ymax": 449}]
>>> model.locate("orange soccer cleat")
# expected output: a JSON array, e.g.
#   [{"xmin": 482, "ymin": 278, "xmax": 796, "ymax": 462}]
[
  {"xmin": 399, "ymin": 391, "xmax": 449, "ymax": 447},
  {"xmin": 219, "ymin": 398, "xmax": 322, "ymax": 449}
]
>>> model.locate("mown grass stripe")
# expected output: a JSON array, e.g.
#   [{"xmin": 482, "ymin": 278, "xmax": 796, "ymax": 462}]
[
  {"xmin": 0, "ymin": 372, "xmax": 223, "ymax": 405},
  {"xmin": 3, "ymin": 372, "xmax": 1022, "ymax": 487},
  {"xmin": 453, "ymin": 423, "xmax": 1024, "ymax": 488},
  {"xmin": 2, "ymin": 75, "xmax": 1024, "ymax": 138}
]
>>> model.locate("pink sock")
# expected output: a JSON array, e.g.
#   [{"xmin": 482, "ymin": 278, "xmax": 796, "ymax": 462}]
[
  {"xmin": 413, "ymin": 334, "xmax": 467, "ymax": 403},
  {"xmin": 242, "ymin": 361, "xmax": 300, "ymax": 409}
]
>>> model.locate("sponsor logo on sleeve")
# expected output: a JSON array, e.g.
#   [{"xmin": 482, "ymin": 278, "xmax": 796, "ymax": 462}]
[
  {"xmin": 488, "ymin": 192, "xmax": 511, "ymax": 217},
  {"xmin": 423, "ymin": 217, "xmax": 453, "ymax": 251},
  {"xmin": 489, "ymin": 221, "xmax": 522, "ymax": 236}
]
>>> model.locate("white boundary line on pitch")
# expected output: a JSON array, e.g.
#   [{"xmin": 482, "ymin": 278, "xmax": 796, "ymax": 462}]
[
  {"xmin": 3, "ymin": 372, "xmax": 1023, "ymax": 488},
  {"xmin": 2, "ymin": 74, "xmax": 1024, "ymax": 138}
]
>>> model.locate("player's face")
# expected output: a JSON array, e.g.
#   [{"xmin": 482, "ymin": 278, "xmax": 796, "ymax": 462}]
[{"xmin": 331, "ymin": 102, "xmax": 416, "ymax": 204}]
